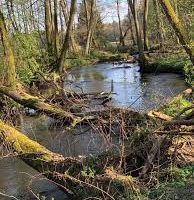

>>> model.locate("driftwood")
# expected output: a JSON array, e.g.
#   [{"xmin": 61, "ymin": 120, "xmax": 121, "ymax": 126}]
[{"xmin": 148, "ymin": 111, "xmax": 172, "ymax": 121}]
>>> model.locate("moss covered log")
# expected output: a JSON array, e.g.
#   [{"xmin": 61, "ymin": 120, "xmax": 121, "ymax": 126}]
[
  {"xmin": 0, "ymin": 119, "xmax": 138, "ymax": 199},
  {"xmin": 0, "ymin": 85, "xmax": 86, "ymax": 126}
]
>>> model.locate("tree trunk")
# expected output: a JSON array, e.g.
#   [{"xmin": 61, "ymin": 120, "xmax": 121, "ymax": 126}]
[
  {"xmin": 0, "ymin": 10, "xmax": 16, "ymax": 90},
  {"xmin": 45, "ymin": 0, "xmax": 54, "ymax": 56},
  {"xmin": 153, "ymin": 0, "xmax": 164, "ymax": 49},
  {"xmin": 6, "ymin": 0, "xmax": 18, "ymax": 31},
  {"xmin": 143, "ymin": 0, "xmax": 149, "ymax": 51},
  {"xmin": 57, "ymin": 0, "xmax": 77, "ymax": 72},
  {"xmin": 159, "ymin": 0, "xmax": 194, "ymax": 65},
  {"xmin": 116, "ymin": 0, "xmax": 125, "ymax": 47},
  {"xmin": 127, "ymin": 4, "xmax": 136, "ymax": 45},
  {"xmin": 54, "ymin": 0, "xmax": 60, "ymax": 58},
  {"xmin": 128, "ymin": 0, "xmax": 146, "ymax": 70},
  {"xmin": 60, "ymin": 0, "xmax": 79, "ymax": 54},
  {"xmin": 85, "ymin": 0, "xmax": 96, "ymax": 55}
]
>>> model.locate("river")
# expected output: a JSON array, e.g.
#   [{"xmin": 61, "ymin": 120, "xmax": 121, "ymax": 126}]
[{"xmin": 0, "ymin": 62, "xmax": 187, "ymax": 200}]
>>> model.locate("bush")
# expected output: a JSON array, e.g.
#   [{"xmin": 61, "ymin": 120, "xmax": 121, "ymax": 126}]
[{"xmin": 13, "ymin": 32, "xmax": 42, "ymax": 84}]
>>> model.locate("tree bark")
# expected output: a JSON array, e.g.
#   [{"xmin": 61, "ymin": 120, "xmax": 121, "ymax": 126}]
[
  {"xmin": 128, "ymin": 0, "xmax": 147, "ymax": 70},
  {"xmin": 143, "ymin": 0, "xmax": 149, "ymax": 51},
  {"xmin": 159, "ymin": 0, "xmax": 194, "ymax": 65},
  {"xmin": 0, "ymin": 10, "xmax": 16, "ymax": 90},
  {"xmin": 45, "ymin": 0, "xmax": 54, "ymax": 55}
]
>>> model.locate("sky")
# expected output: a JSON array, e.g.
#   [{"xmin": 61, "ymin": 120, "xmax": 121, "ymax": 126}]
[
  {"xmin": 98, "ymin": 0, "xmax": 128, "ymax": 23},
  {"xmin": 74, "ymin": 0, "xmax": 129, "ymax": 23}
]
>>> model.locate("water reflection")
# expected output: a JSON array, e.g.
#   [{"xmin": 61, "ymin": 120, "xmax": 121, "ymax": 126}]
[{"xmin": 66, "ymin": 63, "xmax": 187, "ymax": 111}]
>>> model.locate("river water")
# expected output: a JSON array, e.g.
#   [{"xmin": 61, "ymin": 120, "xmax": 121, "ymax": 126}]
[{"xmin": 0, "ymin": 62, "xmax": 187, "ymax": 200}]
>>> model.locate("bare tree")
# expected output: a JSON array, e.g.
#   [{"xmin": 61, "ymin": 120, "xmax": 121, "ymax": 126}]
[{"xmin": 58, "ymin": 0, "xmax": 77, "ymax": 72}]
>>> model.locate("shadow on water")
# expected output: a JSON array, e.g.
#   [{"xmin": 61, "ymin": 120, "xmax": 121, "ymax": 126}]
[{"xmin": 0, "ymin": 62, "xmax": 187, "ymax": 199}]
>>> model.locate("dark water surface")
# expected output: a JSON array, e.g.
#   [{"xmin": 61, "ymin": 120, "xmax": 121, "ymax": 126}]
[{"xmin": 0, "ymin": 63, "xmax": 187, "ymax": 199}]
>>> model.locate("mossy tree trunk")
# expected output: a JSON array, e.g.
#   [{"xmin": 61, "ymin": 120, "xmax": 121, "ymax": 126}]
[
  {"xmin": 0, "ymin": 119, "xmax": 137, "ymax": 199},
  {"xmin": 0, "ymin": 10, "xmax": 16, "ymax": 90},
  {"xmin": 0, "ymin": 85, "xmax": 84, "ymax": 126},
  {"xmin": 159, "ymin": 0, "xmax": 194, "ymax": 65}
]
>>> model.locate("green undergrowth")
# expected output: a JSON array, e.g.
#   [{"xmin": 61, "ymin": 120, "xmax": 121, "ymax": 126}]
[
  {"xmin": 145, "ymin": 54, "xmax": 193, "ymax": 82},
  {"xmin": 63, "ymin": 51, "xmax": 131, "ymax": 70},
  {"xmin": 148, "ymin": 165, "xmax": 194, "ymax": 200},
  {"xmin": 161, "ymin": 97, "xmax": 192, "ymax": 117}
]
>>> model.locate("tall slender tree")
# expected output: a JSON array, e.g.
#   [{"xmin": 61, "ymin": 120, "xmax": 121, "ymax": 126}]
[
  {"xmin": 45, "ymin": 0, "xmax": 53, "ymax": 56},
  {"xmin": 116, "ymin": 0, "xmax": 125, "ymax": 47},
  {"xmin": 128, "ymin": 0, "xmax": 146, "ymax": 70},
  {"xmin": 143, "ymin": 0, "xmax": 149, "ymax": 51},
  {"xmin": 58, "ymin": 0, "xmax": 77, "ymax": 72}
]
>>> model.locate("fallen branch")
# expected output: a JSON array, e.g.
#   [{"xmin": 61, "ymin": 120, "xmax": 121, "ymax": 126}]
[
  {"xmin": 164, "ymin": 119, "xmax": 194, "ymax": 126},
  {"xmin": 148, "ymin": 111, "xmax": 172, "ymax": 121},
  {"xmin": 0, "ymin": 85, "xmax": 89, "ymax": 126}
]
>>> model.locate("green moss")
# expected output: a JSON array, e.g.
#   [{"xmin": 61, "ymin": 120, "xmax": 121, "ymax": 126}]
[
  {"xmin": 161, "ymin": 97, "xmax": 191, "ymax": 117},
  {"xmin": 0, "ymin": 120, "xmax": 52, "ymax": 161}
]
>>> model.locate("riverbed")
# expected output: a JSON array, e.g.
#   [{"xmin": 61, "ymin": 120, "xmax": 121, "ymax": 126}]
[{"xmin": 0, "ymin": 62, "xmax": 187, "ymax": 200}]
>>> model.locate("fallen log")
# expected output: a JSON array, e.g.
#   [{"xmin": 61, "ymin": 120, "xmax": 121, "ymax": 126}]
[
  {"xmin": 148, "ymin": 111, "xmax": 172, "ymax": 121},
  {"xmin": 0, "ymin": 86, "xmax": 92, "ymax": 126},
  {"xmin": 164, "ymin": 119, "xmax": 194, "ymax": 126},
  {"xmin": 0, "ymin": 120, "xmax": 138, "ymax": 199}
]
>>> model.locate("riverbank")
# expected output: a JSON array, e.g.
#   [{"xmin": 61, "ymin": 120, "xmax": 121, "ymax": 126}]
[
  {"xmin": 64, "ymin": 51, "xmax": 133, "ymax": 69},
  {"xmin": 143, "ymin": 53, "xmax": 194, "ymax": 85}
]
